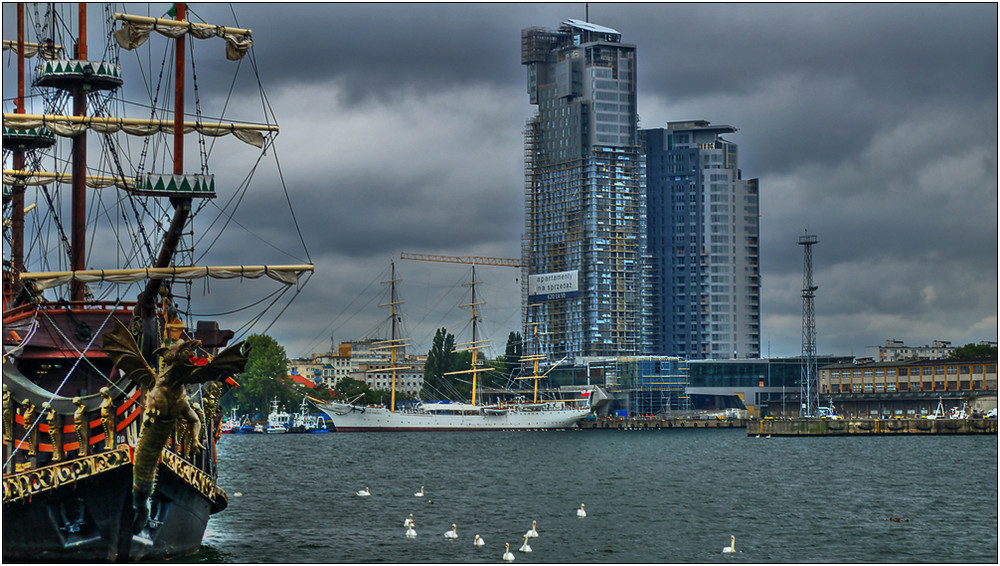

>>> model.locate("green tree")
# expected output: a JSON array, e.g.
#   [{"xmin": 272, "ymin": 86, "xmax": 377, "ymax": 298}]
[
  {"xmin": 421, "ymin": 328, "xmax": 476, "ymax": 400},
  {"xmin": 949, "ymin": 343, "xmax": 998, "ymax": 360},
  {"xmin": 222, "ymin": 334, "xmax": 297, "ymax": 418}
]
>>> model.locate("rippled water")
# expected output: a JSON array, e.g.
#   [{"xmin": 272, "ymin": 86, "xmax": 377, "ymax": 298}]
[{"xmin": 192, "ymin": 429, "xmax": 997, "ymax": 563}]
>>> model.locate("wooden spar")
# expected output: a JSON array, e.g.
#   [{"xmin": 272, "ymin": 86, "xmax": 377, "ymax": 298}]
[
  {"xmin": 1, "ymin": 40, "xmax": 64, "ymax": 54},
  {"xmin": 4, "ymin": 169, "xmax": 135, "ymax": 187},
  {"xmin": 70, "ymin": 3, "xmax": 87, "ymax": 302},
  {"xmin": 113, "ymin": 12, "xmax": 252, "ymax": 37},
  {"xmin": 2, "ymin": 113, "xmax": 279, "ymax": 133},
  {"xmin": 19, "ymin": 264, "xmax": 314, "ymax": 284}
]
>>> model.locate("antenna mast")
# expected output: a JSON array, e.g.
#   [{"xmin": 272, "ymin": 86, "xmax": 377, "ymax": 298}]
[{"xmin": 798, "ymin": 232, "xmax": 818, "ymax": 417}]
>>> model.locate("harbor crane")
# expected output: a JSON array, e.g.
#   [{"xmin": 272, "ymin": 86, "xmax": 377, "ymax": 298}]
[{"xmin": 399, "ymin": 251, "xmax": 521, "ymax": 268}]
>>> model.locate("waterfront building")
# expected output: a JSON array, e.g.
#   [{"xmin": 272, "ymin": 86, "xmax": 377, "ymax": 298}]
[
  {"xmin": 642, "ymin": 121, "xmax": 760, "ymax": 359},
  {"xmin": 520, "ymin": 19, "xmax": 646, "ymax": 362},
  {"xmin": 287, "ymin": 339, "xmax": 425, "ymax": 395},
  {"xmin": 819, "ymin": 358, "xmax": 998, "ymax": 417},
  {"xmin": 863, "ymin": 339, "xmax": 955, "ymax": 362}
]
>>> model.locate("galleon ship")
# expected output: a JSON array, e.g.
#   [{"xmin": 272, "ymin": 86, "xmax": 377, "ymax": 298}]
[{"xmin": 2, "ymin": 3, "xmax": 312, "ymax": 560}]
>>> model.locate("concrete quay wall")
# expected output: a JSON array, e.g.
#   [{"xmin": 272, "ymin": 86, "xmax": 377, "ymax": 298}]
[
  {"xmin": 748, "ymin": 418, "xmax": 997, "ymax": 436},
  {"xmin": 578, "ymin": 418, "xmax": 747, "ymax": 430}
]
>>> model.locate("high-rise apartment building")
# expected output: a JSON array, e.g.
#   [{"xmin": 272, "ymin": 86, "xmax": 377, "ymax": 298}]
[
  {"xmin": 643, "ymin": 121, "xmax": 760, "ymax": 359},
  {"xmin": 520, "ymin": 19, "xmax": 646, "ymax": 362}
]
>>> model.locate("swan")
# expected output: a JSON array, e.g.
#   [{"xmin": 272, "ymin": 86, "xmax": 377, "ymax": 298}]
[
  {"xmin": 474, "ymin": 534, "xmax": 485, "ymax": 546},
  {"xmin": 503, "ymin": 542, "xmax": 515, "ymax": 562},
  {"xmin": 444, "ymin": 523, "xmax": 458, "ymax": 539},
  {"xmin": 519, "ymin": 535, "xmax": 532, "ymax": 553},
  {"xmin": 414, "ymin": 486, "xmax": 425, "ymax": 497},
  {"xmin": 722, "ymin": 535, "xmax": 736, "ymax": 554},
  {"xmin": 525, "ymin": 520, "xmax": 538, "ymax": 538},
  {"xmin": 356, "ymin": 487, "xmax": 371, "ymax": 496},
  {"xmin": 577, "ymin": 503, "xmax": 587, "ymax": 518},
  {"xmin": 406, "ymin": 523, "xmax": 417, "ymax": 538},
  {"xmin": 404, "ymin": 513, "xmax": 414, "ymax": 527}
]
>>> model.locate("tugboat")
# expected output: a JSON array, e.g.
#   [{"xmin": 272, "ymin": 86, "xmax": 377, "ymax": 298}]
[{"xmin": 3, "ymin": 3, "xmax": 312, "ymax": 560}]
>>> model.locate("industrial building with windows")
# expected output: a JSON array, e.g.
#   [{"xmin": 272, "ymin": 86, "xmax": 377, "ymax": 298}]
[{"xmin": 520, "ymin": 19, "xmax": 646, "ymax": 362}]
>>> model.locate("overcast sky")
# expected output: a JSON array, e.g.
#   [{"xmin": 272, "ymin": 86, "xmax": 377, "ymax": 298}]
[{"xmin": 5, "ymin": 3, "xmax": 997, "ymax": 360}]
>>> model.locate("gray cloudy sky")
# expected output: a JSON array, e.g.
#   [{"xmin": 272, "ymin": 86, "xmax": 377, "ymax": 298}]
[{"xmin": 5, "ymin": 3, "xmax": 997, "ymax": 360}]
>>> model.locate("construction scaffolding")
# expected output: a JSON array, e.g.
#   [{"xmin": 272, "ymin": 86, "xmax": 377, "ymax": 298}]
[{"xmin": 615, "ymin": 356, "xmax": 691, "ymax": 416}]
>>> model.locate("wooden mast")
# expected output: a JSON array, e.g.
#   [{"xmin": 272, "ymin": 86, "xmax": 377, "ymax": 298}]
[
  {"xmin": 137, "ymin": 2, "xmax": 189, "ymax": 321},
  {"xmin": 10, "ymin": 4, "xmax": 26, "ymax": 287},
  {"xmin": 390, "ymin": 262, "xmax": 398, "ymax": 412},
  {"xmin": 69, "ymin": 4, "xmax": 87, "ymax": 302}
]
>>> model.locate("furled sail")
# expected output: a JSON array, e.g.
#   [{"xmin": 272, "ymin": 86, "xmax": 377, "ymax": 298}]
[
  {"xmin": 1, "ymin": 39, "xmax": 63, "ymax": 60},
  {"xmin": 2, "ymin": 114, "xmax": 274, "ymax": 148},
  {"xmin": 113, "ymin": 13, "xmax": 252, "ymax": 61},
  {"xmin": 19, "ymin": 265, "xmax": 314, "ymax": 291},
  {"xmin": 3, "ymin": 169, "xmax": 135, "ymax": 190}
]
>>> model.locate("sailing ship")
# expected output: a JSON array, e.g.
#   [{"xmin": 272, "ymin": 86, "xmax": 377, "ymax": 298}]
[
  {"xmin": 310, "ymin": 263, "xmax": 591, "ymax": 431},
  {"xmin": 3, "ymin": 3, "xmax": 311, "ymax": 560}
]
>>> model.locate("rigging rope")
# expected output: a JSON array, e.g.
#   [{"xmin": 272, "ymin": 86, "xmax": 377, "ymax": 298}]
[{"xmin": 3, "ymin": 300, "xmax": 122, "ymax": 470}]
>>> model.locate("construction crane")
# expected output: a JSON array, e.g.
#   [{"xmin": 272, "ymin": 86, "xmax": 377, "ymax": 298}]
[{"xmin": 399, "ymin": 251, "xmax": 520, "ymax": 268}]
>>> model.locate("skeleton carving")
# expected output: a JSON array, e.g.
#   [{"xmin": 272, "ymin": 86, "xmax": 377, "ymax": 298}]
[
  {"xmin": 102, "ymin": 318, "xmax": 248, "ymax": 532},
  {"xmin": 100, "ymin": 387, "xmax": 115, "ymax": 450},
  {"xmin": 44, "ymin": 403, "xmax": 63, "ymax": 462},
  {"xmin": 72, "ymin": 397, "xmax": 87, "ymax": 456},
  {"xmin": 21, "ymin": 399, "xmax": 38, "ymax": 456}
]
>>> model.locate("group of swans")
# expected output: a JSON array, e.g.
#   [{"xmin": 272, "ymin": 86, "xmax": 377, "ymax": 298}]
[{"xmin": 358, "ymin": 485, "xmax": 425, "ymax": 497}]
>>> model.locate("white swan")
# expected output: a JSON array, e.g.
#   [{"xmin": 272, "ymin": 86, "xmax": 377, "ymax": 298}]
[
  {"xmin": 356, "ymin": 487, "xmax": 371, "ymax": 496},
  {"xmin": 577, "ymin": 503, "xmax": 587, "ymax": 518},
  {"xmin": 404, "ymin": 513, "xmax": 414, "ymax": 527},
  {"xmin": 722, "ymin": 535, "xmax": 736, "ymax": 554},
  {"xmin": 503, "ymin": 542, "xmax": 515, "ymax": 562},
  {"xmin": 474, "ymin": 534, "xmax": 485, "ymax": 546},
  {"xmin": 414, "ymin": 486, "xmax": 425, "ymax": 497},
  {"xmin": 406, "ymin": 523, "xmax": 417, "ymax": 538},
  {"xmin": 519, "ymin": 535, "xmax": 532, "ymax": 553},
  {"xmin": 444, "ymin": 523, "xmax": 458, "ymax": 539},
  {"xmin": 525, "ymin": 520, "xmax": 538, "ymax": 538}
]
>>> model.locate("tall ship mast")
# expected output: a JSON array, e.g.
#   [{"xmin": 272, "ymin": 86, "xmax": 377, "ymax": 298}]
[
  {"xmin": 311, "ymin": 262, "xmax": 591, "ymax": 431},
  {"xmin": 2, "ymin": 3, "xmax": 312, "ymax": 560}
]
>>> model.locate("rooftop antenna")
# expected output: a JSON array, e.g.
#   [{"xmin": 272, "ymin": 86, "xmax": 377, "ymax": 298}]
[
  {"xmin": 586, "ymin": 3, "xmax": 589, "ymax": 22},
  {"xmin": 798, "ymin": 230, "xmax": 819, "ymax": 418}
]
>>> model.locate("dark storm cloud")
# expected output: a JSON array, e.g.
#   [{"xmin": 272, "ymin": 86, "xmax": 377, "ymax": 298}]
[{"xmin": 4, "ymin": 3, "xmax": 995, "ymax": 359}]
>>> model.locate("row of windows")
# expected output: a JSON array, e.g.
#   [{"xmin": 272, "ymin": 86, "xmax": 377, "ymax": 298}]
[{"xmin": 829, "ymin": 364, "xmax": 996, "ymax": 378}]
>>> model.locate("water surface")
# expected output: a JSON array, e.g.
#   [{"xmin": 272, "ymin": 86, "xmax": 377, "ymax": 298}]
[{"xmin": 195, "ymin": 429, "xmax": 997, "ymax": 563}]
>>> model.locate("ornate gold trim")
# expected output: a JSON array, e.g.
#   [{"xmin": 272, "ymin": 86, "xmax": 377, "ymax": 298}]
[
  {"xmin": 159, "ymin": 449, "xmax": 221, "ymax": 504},
  {"xmin": 2, "ymin": 445, "xmax": 131, "ymax": 503}
]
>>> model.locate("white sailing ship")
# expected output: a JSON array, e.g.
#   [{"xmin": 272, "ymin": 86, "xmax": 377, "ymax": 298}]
[{"xmin": 311, "ymin": 263, "xmax": 591, "ymax": 431}]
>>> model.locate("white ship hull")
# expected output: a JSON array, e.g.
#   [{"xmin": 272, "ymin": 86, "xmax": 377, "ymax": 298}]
[{"xmin": 313, "ymin": 401, "xmax": 590, "ymax": 431}]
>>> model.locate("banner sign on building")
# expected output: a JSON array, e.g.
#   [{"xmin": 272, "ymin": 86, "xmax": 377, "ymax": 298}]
[{"xmin": 528, "ymin": 270, "xmax": 579, "ymax": 301}]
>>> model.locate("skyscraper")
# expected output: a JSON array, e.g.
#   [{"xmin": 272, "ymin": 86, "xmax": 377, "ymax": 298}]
[
  {"xmin": 521, "ymin": 19, "xmax": 646, "ymax": 362},
  {"xmin": 643, "ymin": 121, "xmax": 760, "ymax": 359}
]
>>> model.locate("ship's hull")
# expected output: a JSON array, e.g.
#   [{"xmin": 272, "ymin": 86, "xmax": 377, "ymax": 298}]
[
  {"xmin": 2, "ymin": 446, "xmax": 225, "ymax": 561},
  {"xmin": 315, "ymin": 402, "xmax": 590, "ymax": 431}
]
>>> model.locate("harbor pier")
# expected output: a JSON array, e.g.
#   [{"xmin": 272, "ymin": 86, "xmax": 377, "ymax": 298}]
[
  {"xmin": 578, "ymin": 417, "xmax": 748, "ymax": 430},
  {"xmin": 748, "ymin": 418, "xmax": 997, "ymax": 436}
]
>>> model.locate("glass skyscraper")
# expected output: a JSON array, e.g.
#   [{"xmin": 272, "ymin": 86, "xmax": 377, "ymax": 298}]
[
  {"xmin": 520, "ymin": 19, "xmax": 646, "ymax": 362},
  {"xmin": 643, "ymin": 121, "xmax": 761, "ymax": 359}
]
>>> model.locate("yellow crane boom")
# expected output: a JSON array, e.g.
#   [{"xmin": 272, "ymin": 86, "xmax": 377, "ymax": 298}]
[{"xmin": 399, "ymin": 251, "xmax": 520, "ymax": 268}]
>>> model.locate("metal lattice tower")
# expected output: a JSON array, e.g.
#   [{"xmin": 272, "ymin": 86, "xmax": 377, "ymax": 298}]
[{"xmin": 798, "ymin": 232, "xmax": 819, "ymax": 417}]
